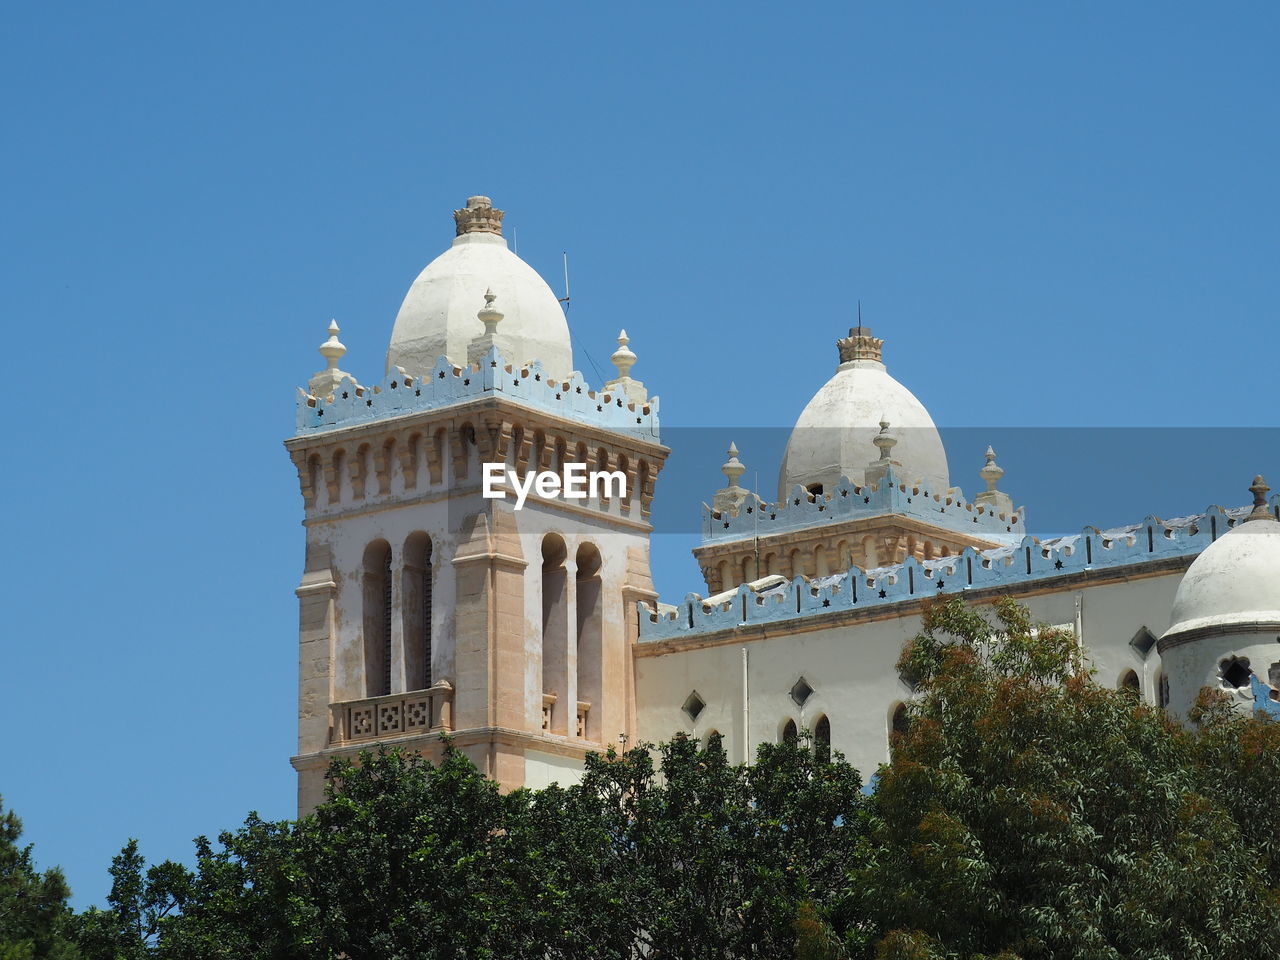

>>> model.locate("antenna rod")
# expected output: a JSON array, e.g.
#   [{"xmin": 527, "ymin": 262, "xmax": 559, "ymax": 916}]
[{"xmin": 559, "ymin": 251, "xmax": 570, "ymax": 305}]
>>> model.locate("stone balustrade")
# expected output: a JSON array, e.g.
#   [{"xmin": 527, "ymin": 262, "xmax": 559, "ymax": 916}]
[{"xmin": 330, "ymin": 681, "xmax": 454, "ymax": 745}]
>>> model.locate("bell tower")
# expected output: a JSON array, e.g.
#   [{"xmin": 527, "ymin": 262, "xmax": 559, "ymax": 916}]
[{"xmin": 284, "ymin": 198, "xmax": 666, "ymax": 811}]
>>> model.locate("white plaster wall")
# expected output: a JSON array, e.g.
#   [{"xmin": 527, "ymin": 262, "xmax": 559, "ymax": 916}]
[
  {"xmin": 636, "ymin": 572, "xmax": 1185, "ymax": 780},
  {"xmin": 524, "ymin": 749, "xmax": 588, "ymax": 790},
  {"xmin": 1162, "ymin": 633, "xmax": 1280, "ymax": 717}
]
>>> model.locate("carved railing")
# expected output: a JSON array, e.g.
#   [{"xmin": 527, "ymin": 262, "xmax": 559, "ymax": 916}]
[{"xmin": 330, "ymin": 681, "xmax": 453, "ymax": 745}]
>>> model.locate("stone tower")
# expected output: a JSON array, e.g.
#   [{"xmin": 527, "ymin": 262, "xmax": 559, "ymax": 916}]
[{"xmin": 284, "ymin": 198, "xmax": 666, "ymax": 811}]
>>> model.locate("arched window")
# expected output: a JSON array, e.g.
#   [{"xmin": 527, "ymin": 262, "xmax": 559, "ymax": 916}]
[
  {"xmin": 402, "ymin": 532, "xmax": 433, "ymax": 691},
  {"xmin": 541, "ymin": 535, "xmax": 569, "ymax": 734},
  {"xmin": 362, "ymin": 540, "xmax": 393, "ymax": 697},
  {"xmin": 1118, "ymin": 669, "xmax": 1140, "ymax": 696},
  {"xmin": 814, "ymin": 714, "xmax": 831, "ymax": 761},
  {"xmin": 889, "ymin": 702, "xmax": 910, "ymax": 755},
  {"xmin": 782, "ymin": 718, "xmax": 798, "ymax": 744},
  {"xmin": 1157, "ymin": 669, "xmax": 1170, "ymax": 708},
  {"xmin": 576, "ymin": 542, "xmax": 603, "ymax": 740}
]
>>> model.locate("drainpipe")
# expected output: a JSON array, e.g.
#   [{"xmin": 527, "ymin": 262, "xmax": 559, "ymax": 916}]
[{"xmin": 741, "ymin": 646, "xmax": 750, "ymax": 764}]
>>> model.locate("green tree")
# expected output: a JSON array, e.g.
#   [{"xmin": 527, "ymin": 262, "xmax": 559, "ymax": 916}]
[
  {"xmin": 0, "ymin": 796, "xmax": 80, "ymax": 960},
  {"xmin": 866, "ymin": 595, "xmax": 1280, "ymax": 960},
  {"xmin": 76, "ymin": 841, "xmax": 193, "ymax": 960}
]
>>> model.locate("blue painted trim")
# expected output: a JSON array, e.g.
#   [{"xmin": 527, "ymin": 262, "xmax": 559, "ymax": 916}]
[
  {"xmin": 296, "ymin": 347, "xmax": 660, "ymax": 441},
  {"xmin": 641, "ymin": 501, "xmax": 1273, "ymax": 642}
]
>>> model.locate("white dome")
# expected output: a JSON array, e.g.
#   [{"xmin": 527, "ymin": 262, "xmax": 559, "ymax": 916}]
[
  {"xmin": 386, "ymin": 197, "xmax": 574, "ymax": 380},
  {"xmin": 778, "ymin": 327, "xmax": 950, "ymax": 499},
  {"xmin": 1165, "ymin": 498, "xmax": 1280, "ymax": 640}
]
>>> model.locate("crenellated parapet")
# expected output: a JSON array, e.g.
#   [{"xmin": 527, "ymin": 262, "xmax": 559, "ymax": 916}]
[
  {"xmin": 286, "ymin": 345, "xmax": 667, "ymax": 524},
  {"xmin": 644, "ymin": 498, "xmax": 1277, "ymax": 642},
  {"xmin": 702, "ymin": 465, "xmax": 1022, "ymax": 544},
  {"xmin": 296, "ymin": 346, "xmax": 660, "ymax": 440}
]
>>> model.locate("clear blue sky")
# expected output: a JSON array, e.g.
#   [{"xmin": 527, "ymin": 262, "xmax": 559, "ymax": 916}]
[{"xmin": 2, "ymin": 2, "xmax": 1276, "ymax": 907}]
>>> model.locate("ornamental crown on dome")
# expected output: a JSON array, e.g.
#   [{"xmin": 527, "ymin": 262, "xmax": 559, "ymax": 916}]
[
  {"xmin": 453, "ymin": 196, "xmax": 505, "ymax": 237},
  {"xmin": 837, "ymin": 325, "xmax": 884, "ymax": 364}
]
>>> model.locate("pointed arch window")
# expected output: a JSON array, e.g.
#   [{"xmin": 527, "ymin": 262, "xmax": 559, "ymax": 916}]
[
  {"xmin": 814, "ymin": 714, "xmax": 831, "ymax": 761},
  {"xmin": 782, "ymin": 718, "xmax": 798, "ymax": 744}
]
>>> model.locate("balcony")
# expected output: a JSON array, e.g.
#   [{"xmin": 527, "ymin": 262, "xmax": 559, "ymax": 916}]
[{"xmin": 330, "ymin": 681, "xmax": 454, "ymax": 746}]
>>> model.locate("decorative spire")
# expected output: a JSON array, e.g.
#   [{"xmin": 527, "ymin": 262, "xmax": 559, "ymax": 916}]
[
  {"xmin": 980, "ymin": 445, "xmax": 1004, "ymax": 493},
  {"xmin": 604, "ymin": 328, "xmax": 648, "ymax": 404},
  {"xmin": 837, "ymin": 325, "xmax": 885, "ymax": 365},
  {"xmin": 453, "ymin": 195, "xmax": 505, "ymax": 237},
  {"xmin": 1246, "ymin": 474, "xmax": 1275, "ymax": 522},
  {"xmin": 712, "ymin": 441, "xmax": 756, "ymax": 516},
  {"xmin": 872, "ymin": 419, "xmax": 897, "ymax": 462},
  {"xmin": 721, "ymin": 442, "xmax": 746, "ymax": 488},
  {"xmin": 975, "ymin": 445, "xmax": 1014, "ymax": 516},
  {"xmin": 468, "ymin": 290, "xmax": 505, "ymax": 365},
  {"xmin": 478, "ymin": 289, "xmax": 503, "ymax": 334},
  {"xmin": 308, "ymin": 319, "xmax": 355, "ymax": 399},
  {"xmin": 611, "ymin": 329, "xmax": 637, "ymax": 379}
]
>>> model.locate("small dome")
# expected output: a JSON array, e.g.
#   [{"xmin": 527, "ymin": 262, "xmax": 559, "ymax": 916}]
[
  {"xmin": 778, "ymin": 327, "xmax": 949, "ymax": 498},
  {"xmin": 386, "ymin": 197, "xmax": 574, "ymax": 379},
  {"xmin": 1164, "ymin": 479, "xmax": 1280, "ymax": 640}
]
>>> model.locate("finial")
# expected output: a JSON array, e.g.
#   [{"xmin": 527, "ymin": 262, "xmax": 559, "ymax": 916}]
[
  {"xmin": 974, "ymin": 445, "xmax": 1014, "ymax": 515},
  {"xmin": 453, "ymin": 196, "xmax": 505, "ymax": 237},
  {"xmin": 1246, "ymin": 474, "xmax": 1274, "ymax": 522},
  {"xmin": 611, "ymin": 329, "xmax": 637, "ymax": 379},
  {"xmin": 837, "ymin": 325, "xmax": 885, "ymax": 365},
  {"xmin": 319, "ymin": 319, "xmax": 346, "ymax": 370},
  {"xmin": 980, "ymin": 445, "xmax": 1004, "ymax": 493},
  {"xmin": 477, "ymin": 289, "xmax": 503, "ymax": 334},
  {"xmin": 721, "ymin": 442, "xmax": 746, "ymax": 488},
  {"xmin": 872, "ymin": 419, "xmax": 897, "ymax": 461},
  {"xmin": 308, "ymin": 319, "xmax": 354, "ymax": 399},
  {"xmin": 467, "ymin": 290, "xmax": 505, "ymax": 365}
]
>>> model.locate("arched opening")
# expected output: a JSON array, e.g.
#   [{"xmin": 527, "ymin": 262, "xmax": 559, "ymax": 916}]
[
  {"xmin": 401, "ymin": 532, "xmax": 433, "ymax": 692},
  {"xmin": 1118, "ymin": 669, "xmax": 1140, "ymax": 696},
  {"xmin": 307, "ymin": 454, "xmax": 323, "ymax": 507},
  {"xmin": 1156, "ymin": 669, "xmax": 1171, "ymax": 708},
  {"xmin": 889, "ymin": 702, "xmax": 910, "ymax": 755},
  {"xmin": 861, "ymin": 535, "xmax": 878, "ymax": 569},
  {"xmin": 362, "ymin": 540, "xmax": 393, "ymax": 697},
  {"xmin": 541, "ymin": 534, "xmax": 569, "ymax": 734},
  {"xmin": 575, "ymin": 542, "xmax": 603, "ymax": 740},
  {"xmin": 814, "ymin": 714, "xmax": 831, "ymax": 761},
  {"xmin": 781, "ymin": 718, "xmax": 798, "ymax": 744}
]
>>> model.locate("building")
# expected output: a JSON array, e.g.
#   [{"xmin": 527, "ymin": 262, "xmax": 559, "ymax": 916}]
[{"xmin": 283, "ymin": 196, "xmax": 1280, "ymax": 809}]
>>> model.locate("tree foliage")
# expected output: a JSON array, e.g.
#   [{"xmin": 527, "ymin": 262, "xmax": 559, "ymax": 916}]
[
  {"xmin": 0, "ymin": 796, "xmax": 79, "ymax": 960},
  {"xmin": 867, "ymin": 595, "xmax": 1280, "ymax": 959},
  {"xmin": 57, "ymin": 595, "xmax": 1280, "ymax": 958}
]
